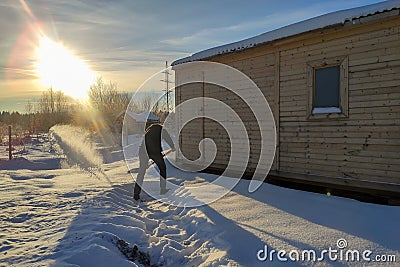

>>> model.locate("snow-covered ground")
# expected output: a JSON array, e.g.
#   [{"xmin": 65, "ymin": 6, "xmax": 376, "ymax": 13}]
[{"xmin": 0, "ymin": 125, "xmax": 399, "ymax": 266}]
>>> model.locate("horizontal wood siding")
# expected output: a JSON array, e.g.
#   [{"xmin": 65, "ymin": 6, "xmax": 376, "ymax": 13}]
[
  {"xmin": 175, "ymin": 82, "xmax": 203, "ymax": 164},
  {"xmin": 175, "ymin": 50, "xmax": 278, "ymax": 175},
  {"xmin": 175, "ymin": 14, "xmax": 400, "ymax": 192},
  {"xmin": 278, "ymin": 17, "xmax": 400, "ymax": 186},
  {"xmin": 213, "ymin": 51, "xmax": 278, "ymax": 173}
]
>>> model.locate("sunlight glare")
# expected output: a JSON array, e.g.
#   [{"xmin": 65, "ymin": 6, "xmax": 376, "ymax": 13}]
[{"xmin": 35, "ymin": 37, "xmax": 96, "ymax": 99}]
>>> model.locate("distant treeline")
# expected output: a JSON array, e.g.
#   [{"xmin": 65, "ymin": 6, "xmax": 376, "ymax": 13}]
[
  {"xmin": 0, "ymin": 88, "xmax": 73, "ymax": 142},
  {"xmin": 0, "ymin": 77, "xmax": 172, "ymax": 141}
]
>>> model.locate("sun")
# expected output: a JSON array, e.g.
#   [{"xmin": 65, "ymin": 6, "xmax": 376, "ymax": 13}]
[{"xmin": 35, "ymin": 37, "xmax": 96, "ymax": 99}]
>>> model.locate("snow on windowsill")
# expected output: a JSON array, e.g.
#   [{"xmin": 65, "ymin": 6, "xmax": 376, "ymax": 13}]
[{"xmin": 312, "ymin": 107, "xmax": 341, "ymax": 114}]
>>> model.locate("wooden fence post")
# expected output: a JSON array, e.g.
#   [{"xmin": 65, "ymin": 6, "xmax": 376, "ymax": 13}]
[{"xmin": 8, "ymin": 125, "xmax": 12, "ymax": 160}]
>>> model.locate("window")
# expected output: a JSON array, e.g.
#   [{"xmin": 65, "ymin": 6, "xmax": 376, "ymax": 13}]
[{"xmin": 307, "ymin": 57, "xmax": 348, "ymax": 119}]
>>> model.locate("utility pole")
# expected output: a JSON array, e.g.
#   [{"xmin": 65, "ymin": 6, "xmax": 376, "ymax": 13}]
[{"xmin": 161, "ymin": 61, "xmax": 174, "ymax": 112}]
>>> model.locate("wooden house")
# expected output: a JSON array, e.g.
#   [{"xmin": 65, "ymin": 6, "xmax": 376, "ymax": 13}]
[{"xmin": 171, "ymin": 1, "xmax": 400, "ymax": 201}]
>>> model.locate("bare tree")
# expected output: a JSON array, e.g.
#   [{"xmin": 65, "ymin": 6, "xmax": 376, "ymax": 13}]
[
  {"xmin": 25, "ymin": 101, "xmax": 34, "ymax": 134},
  {"xmin": 89, "ymin": 77, "xmax": 120, "ymax": 112},
  {"xmin": 36, "ymin": 88, "xmax": 72, "ymax": 131},
  {"xmin": 87, "ymin": 77, "xmax": 132, "ymax": 131}
]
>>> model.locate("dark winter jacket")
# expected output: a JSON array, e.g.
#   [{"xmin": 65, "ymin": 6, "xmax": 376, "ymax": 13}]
[{"xmin": 143, "ymin": 124, "xmax": 175, "ymax": 155}]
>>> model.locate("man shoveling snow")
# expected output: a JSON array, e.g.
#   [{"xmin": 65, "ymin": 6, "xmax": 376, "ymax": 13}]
[{"xmin": 134, "ymin": 121, "xmax": 175, "ymax": 201}]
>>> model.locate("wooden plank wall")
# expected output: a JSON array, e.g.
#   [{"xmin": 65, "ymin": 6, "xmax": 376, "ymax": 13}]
[
  {"xmin": 278, "ymin": 17, "xmax": 400, "ymax": 186},
  {"xmin": 174, "ymin": 81, "xmax": 203, "ymax": 164},
  {"xmin": 175, "ymin": 14, "xmax": 400, "ymax": 190},
  {"xmin": 213, "ymin": 52, "xmax": 278, "ymax": 173},
  {"xmin": 175, "ymin": 78, "xmax": 274, "ymax": 174}
]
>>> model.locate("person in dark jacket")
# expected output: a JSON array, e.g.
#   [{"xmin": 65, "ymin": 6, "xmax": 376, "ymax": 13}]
[{"xmin": 134, "ymin": 122, "xmax": 175, "ymax": 201}]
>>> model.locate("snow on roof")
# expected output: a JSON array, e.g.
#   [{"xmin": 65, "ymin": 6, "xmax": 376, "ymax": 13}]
[{"xmin": 172, "ymin": 0, "xmax": 400, "ymax": 66}]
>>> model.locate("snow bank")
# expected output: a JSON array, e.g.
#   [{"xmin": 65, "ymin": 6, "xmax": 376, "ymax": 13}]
[
  {"xmin": 50, "ymin": 125, "xmax": 103, "ymax": 170},
  {"xmin": 0, "ymin": 133, "xmax": 65, "ymax": 170},
  {"xmin": 48, "ymin": 182, "xmax": 239, "ymax": 267},
  {"xmin": 2, "ymin": 128, "xmax": 399, "ymax": 266},
  {"xmin": 0, "ymin": 157, "xmax": 53, "ymax": 170}
]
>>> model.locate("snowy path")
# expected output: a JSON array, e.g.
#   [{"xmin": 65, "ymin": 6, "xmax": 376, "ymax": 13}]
[
  {"xmin": 44, "ymin": 180, "xmax": 238, "ymax": 266},
  {"xmin": 0, "ymin": 168, "xmax": 108, "ymax": 265},
  {"xmin": 0, "ymin": 130, "xmax": 237, "ymax": 266},
  {"xmin": 1, "ymin": 128, "xmax": 399, "ymax": 266}
]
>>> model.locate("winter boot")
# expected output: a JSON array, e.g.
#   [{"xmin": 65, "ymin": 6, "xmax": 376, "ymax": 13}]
[{"xmin": 160, "ymin": 188, "xmax": 170, "ymax": 195}]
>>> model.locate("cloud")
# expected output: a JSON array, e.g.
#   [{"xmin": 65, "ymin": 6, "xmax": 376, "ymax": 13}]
[
  {"xmin": 1, "ymin": 0, "xmax": 385, "ymax": 100},
  {"xmin": 159, "ymin": 0, "xmax": 382, "ymax": 56},
  {"xmin": 2, "ymin": 67, "xmax": 37, "ymax": 80},
  {"xmin": 159, "ymin": 7, "xmax": 321, "ymax": 54}
]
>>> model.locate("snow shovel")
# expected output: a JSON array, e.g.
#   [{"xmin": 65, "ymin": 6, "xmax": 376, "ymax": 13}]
[{"xmin": 127, "ymin": 149, "xmax": 174, "ymax": 173}]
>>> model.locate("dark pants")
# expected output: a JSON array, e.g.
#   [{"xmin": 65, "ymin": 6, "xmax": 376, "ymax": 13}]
[{"xmin": 134, "ymin": 146, "xmax": 166, "ymax": 199}]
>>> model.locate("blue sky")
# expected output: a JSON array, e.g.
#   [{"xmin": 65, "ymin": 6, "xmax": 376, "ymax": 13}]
[{"xmin": 0, "ymin": 0, "xmax": 385, "ymax": 111}]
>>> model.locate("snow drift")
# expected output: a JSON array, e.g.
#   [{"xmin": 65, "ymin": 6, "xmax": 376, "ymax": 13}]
[{"xmin": 1, "ymin": 125, "xmax": 399, "ymax": 266}]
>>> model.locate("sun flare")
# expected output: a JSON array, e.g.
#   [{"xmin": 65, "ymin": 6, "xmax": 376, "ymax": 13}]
[{"xmin": 35, "ymin": 37, "xmax": 96, "ymax": 99}]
